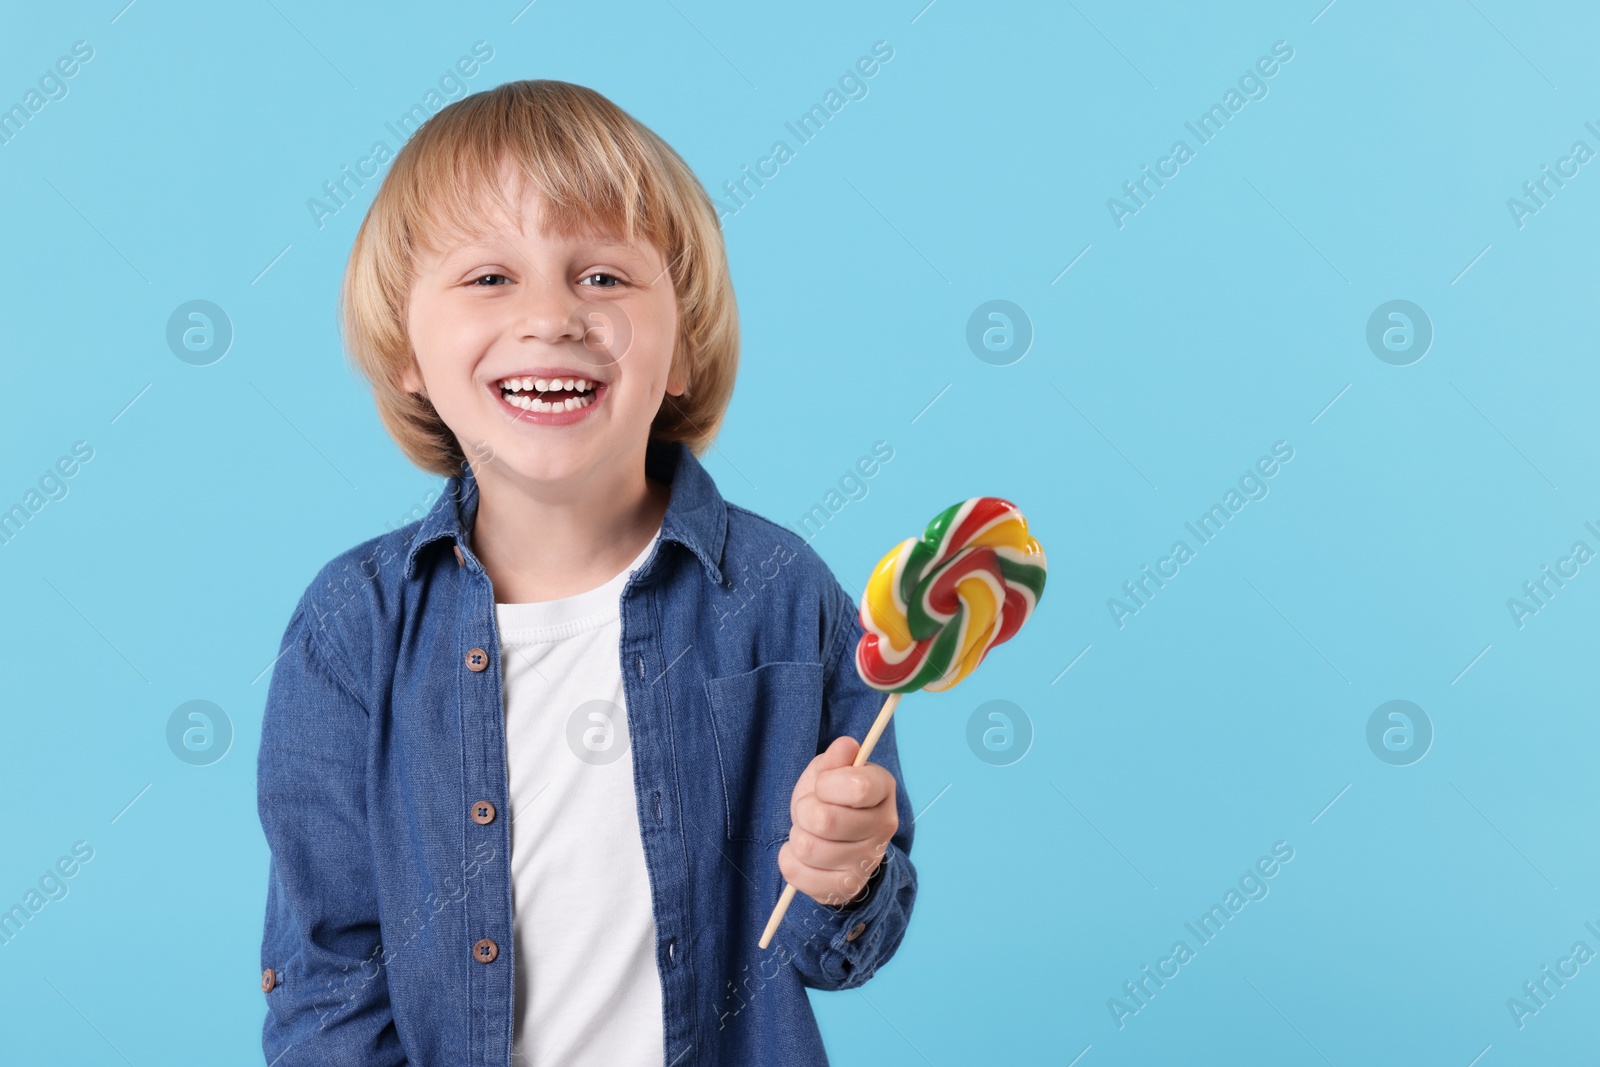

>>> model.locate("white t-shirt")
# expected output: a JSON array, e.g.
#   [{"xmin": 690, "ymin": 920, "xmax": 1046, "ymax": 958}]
[{"xmin": 495, "ymin": 528, "xmax": 664, "ymax": 1066}]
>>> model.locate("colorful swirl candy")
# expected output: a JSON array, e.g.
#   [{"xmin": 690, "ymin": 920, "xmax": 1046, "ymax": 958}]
[{"xmin": 856, "ymin": 497, "xmax": 1047, "ymax": 694}]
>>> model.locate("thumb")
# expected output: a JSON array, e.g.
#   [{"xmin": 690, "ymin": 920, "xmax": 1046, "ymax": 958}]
[
  {"xmin": 791, "ymin": 735, "xmax": 861, "ymax": 814},
  {"xmin": 816, "ymin": 734, "xmax": 860, "ymax": 771}
]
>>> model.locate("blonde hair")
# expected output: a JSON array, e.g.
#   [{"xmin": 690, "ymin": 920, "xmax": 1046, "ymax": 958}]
[{"xmin": 339, "ymin": 79, "xmax": 739, "ymax": 477}]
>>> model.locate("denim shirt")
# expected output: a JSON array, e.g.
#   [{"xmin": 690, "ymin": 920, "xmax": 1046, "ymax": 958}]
[{"xmin": 257, "ymin": 437, "xmax": 918, "ymax": 1066}]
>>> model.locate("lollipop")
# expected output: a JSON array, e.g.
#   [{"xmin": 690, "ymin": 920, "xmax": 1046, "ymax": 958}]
[{"xmin": 758, "ymin": 497, "xmax": 1046, "ymax": 948}]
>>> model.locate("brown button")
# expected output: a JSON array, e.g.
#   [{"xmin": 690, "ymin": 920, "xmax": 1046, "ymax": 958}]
[
  {"xmin": 453, "ymin": 545, "xmax": 465, "ymax": 567},
  {"xmin": 844, "ymin": 921, "xmax": 867, "ymax": 942},
  {"xmin": 471, "ymin": 800, "xmax": 496, "ymax": 825},
  {"xmin": 465, "ymin": 648, "xmax": 489, "ymax": 672},
  {"xmin": 473, "ymin": 938, "xmax": 499, "ymax": 963},
  {"xmin": 261, "ymin": 967, "xmax": 277, "ymax": 992}
]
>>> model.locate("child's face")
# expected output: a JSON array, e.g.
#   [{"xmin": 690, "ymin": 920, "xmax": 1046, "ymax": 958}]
[{"xmin": 402, "ymin": 172, "xmax": 683, "ymax": 490}]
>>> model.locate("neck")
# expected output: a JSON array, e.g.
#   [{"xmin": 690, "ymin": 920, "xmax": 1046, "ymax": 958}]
[{"xmin": 468, "ymin": 447, "xmax": 669, "ymax": 604}]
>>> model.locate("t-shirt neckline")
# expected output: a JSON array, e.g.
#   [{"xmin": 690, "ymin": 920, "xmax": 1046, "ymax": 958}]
[{"xmin": 493, "ymin": 527, "xmax": 661, "ymax": 644}]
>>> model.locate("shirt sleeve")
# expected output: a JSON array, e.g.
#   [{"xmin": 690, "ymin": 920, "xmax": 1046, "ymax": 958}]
[
  {"xmin": 257, "ymin": 593, "xmax": 409, "ymax": 1065},
  {"xmin": 775, "ymin": 575, "xmax": 919, "ymax": 991}
]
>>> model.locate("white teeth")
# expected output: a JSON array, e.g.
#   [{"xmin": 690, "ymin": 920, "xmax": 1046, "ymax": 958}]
[
  {"xmin": 501, "ymin": 375, "xmax": 602, "ymax": 393},
  {"xmin": 500, "ymin": 376, "xmax": 600, "ymax": 412}
]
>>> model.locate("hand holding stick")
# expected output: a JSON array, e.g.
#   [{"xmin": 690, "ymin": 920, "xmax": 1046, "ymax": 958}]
[{"xmin": 758, "ymin": 692, "xmax": 902, "ymax": 949}]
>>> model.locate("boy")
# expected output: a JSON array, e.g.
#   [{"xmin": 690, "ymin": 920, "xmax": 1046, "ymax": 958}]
[{"xmin": 257, "ymin": 79, "xmax": 917, "ymax": 1065}]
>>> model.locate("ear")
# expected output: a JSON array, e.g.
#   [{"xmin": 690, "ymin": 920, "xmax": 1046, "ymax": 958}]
[
  {"xmin": 665, "ymin": 362, "xmax": 686, "ymax": 397},
  {"xmin": 399, "ymin": 362, "xmax": 424, "ymax": 395}
]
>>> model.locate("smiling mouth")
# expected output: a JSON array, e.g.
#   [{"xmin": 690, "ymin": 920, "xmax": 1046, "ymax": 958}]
[{"xmin": 496, "ymin": 375, "xmax": 600, "ymax": 413}]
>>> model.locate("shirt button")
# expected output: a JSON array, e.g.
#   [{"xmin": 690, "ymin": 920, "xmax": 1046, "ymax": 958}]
[
  {"xmin": 471, "ymin": 800, "xmax": 496, "ymax": 825},
  {"xmin": 261, "ymin": 967, "xmax": 277, "ymax": 992},
  {"xmin": 668, "ymin": 938, "xmax": 676, "ymax": 963},
  {"xmin": 453, "ymin": 545, "xmax": 465, "ymax": 567},
  {"xmin": 465, "ymin": 648, "xmax": 489, "ymax": 672},
  {"xmin": 845, "ymin": 921, "xmax": 868, "ymax": 942},
  {"xmin": 473, "ymin": 938, "xmax": 499, "ymax": 963}
]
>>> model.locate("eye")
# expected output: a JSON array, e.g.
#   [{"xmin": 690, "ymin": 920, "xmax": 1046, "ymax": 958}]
[
  {"xmin": 469, "ymin": 273, "xmax": 511, "ymax": 287},
  {"xmin": 579, "ymin": 271, "xmax": 624, "ymax": 289}
]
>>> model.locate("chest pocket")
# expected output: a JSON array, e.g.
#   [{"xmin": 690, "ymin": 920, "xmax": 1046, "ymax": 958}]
[{"xmin": 703, "ymin": 661, "xmax": 825, "ymax": 846}]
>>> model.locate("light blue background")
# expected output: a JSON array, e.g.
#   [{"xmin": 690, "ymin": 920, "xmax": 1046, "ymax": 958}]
[{"xmin": 2, "ymin": 1, "xmax": 1596, "ymax": 1064}]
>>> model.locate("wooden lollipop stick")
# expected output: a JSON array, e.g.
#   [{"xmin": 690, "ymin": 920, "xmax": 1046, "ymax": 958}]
[{"xmin": 758, "ymin": 691, "xmax": 903, "ymax": 949}]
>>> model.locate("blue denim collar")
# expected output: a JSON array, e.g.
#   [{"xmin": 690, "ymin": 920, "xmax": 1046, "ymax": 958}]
[{"xmin": 402, "ymin": 436, "xmax": 728, "ymax": 584}]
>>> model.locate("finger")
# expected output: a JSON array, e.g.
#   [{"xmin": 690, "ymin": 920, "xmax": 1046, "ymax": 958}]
[
  {"xmin": 779, "ymin": 837, "xmax": 888, "ymax": 908},
  {"xmin": 785, "ymin": 824, "xmax": 882, "ymax": 873},
  {"xmin": 794, "ymin": 792, "xmax": 890, "ymax": 844},
  {"xmin": 813, "ymin": 764, "xmax": 893, "ymax": 809}
]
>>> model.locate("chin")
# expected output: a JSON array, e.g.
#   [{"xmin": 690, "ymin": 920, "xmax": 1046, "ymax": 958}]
[{"xmin": 492, "ymin": 443, "xmax": 605, "ymax": 486}]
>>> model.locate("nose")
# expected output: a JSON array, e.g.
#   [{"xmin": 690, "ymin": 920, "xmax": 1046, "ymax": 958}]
[{"xmin": 512, "ymin": 274, "xmax": 585, "ymax": 346}]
